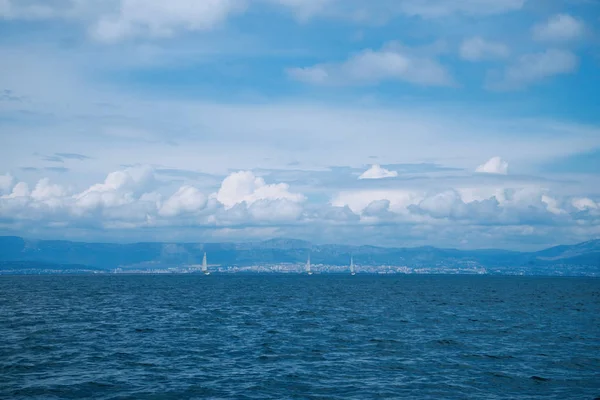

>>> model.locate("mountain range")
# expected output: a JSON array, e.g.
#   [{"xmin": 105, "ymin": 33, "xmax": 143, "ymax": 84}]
[{"xmin": 0, "ymin": 236, "xmax": 598, "ymax": 276}]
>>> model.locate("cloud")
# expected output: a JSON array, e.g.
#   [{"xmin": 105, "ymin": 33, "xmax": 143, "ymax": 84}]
[
  {"xmin": 358, "ymin": 164, "xmax": 398, "ymax": 179},
  {"xmin": 459, "ymin": 37, "xmax": 509, "ymax": 61},
  {"xmin": 397, "ymin": 0, "xmax": 526, "ymax": 18},
  {"xmin": 267, "ymin": 0, "xmax": 526, "ymax": 21},
  {"xmin": 3, "ymin": 182, "xmax": 30, "ymax": 198},
  {"xmin": 0, "ymin": 0, "xmax": 527, "ymax": 27},
  {"xmin": 476, "ymin": 157, "xmax": 509, "ymax": 175},
  {"xmin": 42, "ymin": 155, "xmax": 64, "ymax": 163},
  {"xmin": 55, "ymin": 152, "xmax": 91, "ymax": 160},
  {"xmin": 247, "ymin": 199, "xmax": 305, "ymax": 222},
  {"xmin": 0, "ymin": 0, "xmax": 69, "ymax": 20},
  {"xmin": 0, "ymin": 89, "xmax": 24, "ymax": 102},
  {"xmin": 30, "ymin": 178, "xmax": 68, "ymax": 209},
  {"xmin": 1, "ymin": 165, "xmax": 599, "ymax": 250},
  {"xmin": 331, "ymin": 184, "xmax": 599, "ymax": 232},
  {"xmin": 332, "ymin": 189, "xmax": 424, "ymax": 214},
  {"xmin": 158, "ymin": 185, "xmax": 207, "ymax": 217},
  {"xmin": 572, "ymin": 197, "xmax": 598, "ymax": 211},
  {"xmin": 532, "ymin": 14, "xmax": 585, "ymax": 42},
  {"xmin": 488, "ymin": 49, "xmax": 578, "ymax": 90},
  {"xmin": 90, "ymin": 0, "xmax": 247, "ymax": 42},
  {"xmin": 216, "ymin": 170, "xmax": 306, "ymax": 209},
  {"xmin": 288, "ymin": 42, "xmax": 454, "ymax": 87},
  {"xmin": 73, "ymin": 165, "xmax": 156, "ymax": 212}
]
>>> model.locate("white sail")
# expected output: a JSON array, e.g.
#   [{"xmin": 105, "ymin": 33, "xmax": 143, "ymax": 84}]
[
  {"xmin": 306, "ymin": 255, "xmax": 313, "ymax": 275},
  {"xmin": 202, "ymin": 252, "xmax": 210, "ymax": 275},
  {"xmin": 350, "ymin": 256, "xmax": 355, "ymax": 275}
]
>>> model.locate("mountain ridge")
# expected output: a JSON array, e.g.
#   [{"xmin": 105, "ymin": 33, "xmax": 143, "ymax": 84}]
[{"xmin": 0, "ymin": 236, "xmax": 598, "ymax": 275}]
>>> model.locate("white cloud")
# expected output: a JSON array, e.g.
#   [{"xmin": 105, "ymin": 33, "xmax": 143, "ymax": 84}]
[
  {"xmin": 572, "ymin": 197, "xmax": 598, "ymax": 211},
  {"xmin": 90, "ymin": 0, "xmax": 246, "ymax": 42},
  {"xmin": 358, "ymin": 164, "xmax": 398, "ymax": 179},
  {"xmin": 248, "ymin": 199, "xmax": 305, "ymax": 222},
  {"xmin": 216, "ymin": 171, "xmax": 306, "ymax": 209},
  {"xmin": 158, "ymin": 185, "xmax": 207, "ymax": 217},
  {"xmin": 267, "ymin": 0, "xmax": 526, "ymax": 21},
  {"xmin": 488, "ymin": 49, "xmax": 578, "ymax": 90},
  {"xmin": 0, "ymin": 0, "xmax": 68, "ymax": 20},
  {"xmin": 288, "ymin": 42, "xmax": 454, "ymax": 86},
  {"xmin": 73, "ymin": 165, "xmax": 156, "ymax": 211},
  {"xmin": 0, "ymin": 0, "xmax": 527, "ymax": 32},
  {"xmin": 332, "ymin": 190, "xmax": 424, "ymax": 214},
  {"xmin": 31, "ymin": 178, "xmax": 67, "ymax": 206},
  {"xmin": 460, "ymin": 37, "xmax": 509, "ymax": 61},
  {"xmin": 397, "ymin": 0, "xmax": 526, "ymax": 18},
  {"xmin": 533, "ymin": 14, "xmax": 585, "ymax": 42},
  {"xmin": 332, "ymin": 184, "xmax": 597, "ymax": 230},
  {"xmin": 3, "ymin": 182, "xmax": 30, "ymax": 198},
  {"xmin": 476, "ymin": 157, "xmax": 509, "ymax": 175},
  {"xmin": 1, "ymin": 166, "xmax": 599, "ymax": 249}
]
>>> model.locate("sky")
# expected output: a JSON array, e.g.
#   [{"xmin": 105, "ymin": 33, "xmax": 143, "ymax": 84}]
[{"xmin": 0, "ymin": 0, "xmax": 599, "ymax": 250}]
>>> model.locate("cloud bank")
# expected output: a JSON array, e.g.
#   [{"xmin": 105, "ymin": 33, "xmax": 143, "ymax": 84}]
[{"xmin": 1, "ymin": 165, "xmax": 599, "ymax": 249}]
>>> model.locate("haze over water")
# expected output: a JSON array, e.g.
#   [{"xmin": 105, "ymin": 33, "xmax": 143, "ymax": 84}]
[{"xmin": 1, "ymin": 275, "xmax": 599, "ymax": 399}]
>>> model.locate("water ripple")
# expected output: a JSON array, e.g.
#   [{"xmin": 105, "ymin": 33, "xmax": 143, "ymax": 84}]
[{"xmin": 0, "ymin": 275, "xmax": 599, "ymax": 399}]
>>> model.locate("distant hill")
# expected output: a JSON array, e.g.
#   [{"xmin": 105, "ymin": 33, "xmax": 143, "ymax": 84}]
[{"xmin": 0, "ymin": 236, "xmax": 598, "ymax": 276}]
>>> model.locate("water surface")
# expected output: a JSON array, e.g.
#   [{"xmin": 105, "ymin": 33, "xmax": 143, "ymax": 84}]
[{"xmin": 1, "ymin": 275, "xmax": 599, "ymax": 399}]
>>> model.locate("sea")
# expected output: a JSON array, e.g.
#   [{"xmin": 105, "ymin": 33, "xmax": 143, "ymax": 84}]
[{"xmin": 0, "ymin": 275, "xmax": 598, "ymax": 400}]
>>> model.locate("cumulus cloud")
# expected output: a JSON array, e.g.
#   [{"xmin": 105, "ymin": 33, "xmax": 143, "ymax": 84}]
[
  {"xmin": 459, "ymin": 37, "xmax": 509, "ymax": 61},
  {"xmin": 488, "ymin": 49, "xmax": 578, "ymax": 90},
  {"xmin": 216, "ymin": 171, "xmax": 305, "ymax": 209},
  {"xmin": 74, "ymin": 165, "xmax": 156, "ymax": 212},
  {"xmin": 288, "ymin": 42, "xmax": 454, "ymax": 87},
  {"xmin": 158, "ymin": 185, "xmax": 207, "ymax": 217},
  {"xmin": 0, "ymin": 167, "xmax": 311, "ymax": 230},
  {"xmin": 3, "ymin": 182, "xmax": 30, "ymax": 198},
  {"xmin": 532, "ymin": 14, "xmax": 585, "ymax": 42},
  {"xmin": 90, "ymin": 0, "xmax": 246, "ymax": 42},
  {"xmin": 331, "ymin": 185, "xmax": 599, "ymax": 232},
  {"xmin": 1, "ymin": 166, "xmax": 599, "ymax": 249},
  {"xmin": 247, "ymin": 199, "xmax": 305, "ymax": 222},
  {"xmin": 359, "ymin": 164, "xmax": 398, "ymax": 179},
  {"xmin": 476, "ymin": 157, "xmax": 509, "ymax": 175},
  {"xmin": 332, "ymin": 190, "xmax": 424, "ymax": 214},
  {"xmin": 30, "ymin": 178, "xmax": 67, "ymax": 207}
]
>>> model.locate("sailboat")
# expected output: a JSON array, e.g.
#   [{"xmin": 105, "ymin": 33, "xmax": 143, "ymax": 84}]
[
  {"xmin": 350, "ymin": 256, "xmax": 356, "ymax": 275},
  {"xmin": 201, "ymin": 252, "xmax": 210, "ymax": 275},
  {"xmin": 306, "ymin": 254, "xmax": 313, "ymax": 275}
]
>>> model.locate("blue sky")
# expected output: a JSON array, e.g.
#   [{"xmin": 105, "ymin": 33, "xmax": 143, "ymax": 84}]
[{"xmin": 0, "ymin": 0, "xmax": 599, "ymax": 250}]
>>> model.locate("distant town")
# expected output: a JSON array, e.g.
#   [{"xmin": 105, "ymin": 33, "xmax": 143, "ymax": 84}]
[
  {"xmin": 109, "ymin": 262, "xmax": 487, "ymax": 275},
  {"xmin": 1, "ymin": 236, "xmax": 598, "ymax": 276},
  {"xmin": 2, "ymin": 262, "xmax": 596, "ymax": 277}
]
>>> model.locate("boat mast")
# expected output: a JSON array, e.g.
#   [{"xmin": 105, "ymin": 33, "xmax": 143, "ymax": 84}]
[{"xmin": 202, "ymin": 252, "xmax": 210, "ymax": 275}]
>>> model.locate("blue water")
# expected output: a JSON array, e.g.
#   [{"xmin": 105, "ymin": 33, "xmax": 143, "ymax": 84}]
[{"xmin": 0, "ymin": 275, "xmax": 598, "ymax": 399}]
